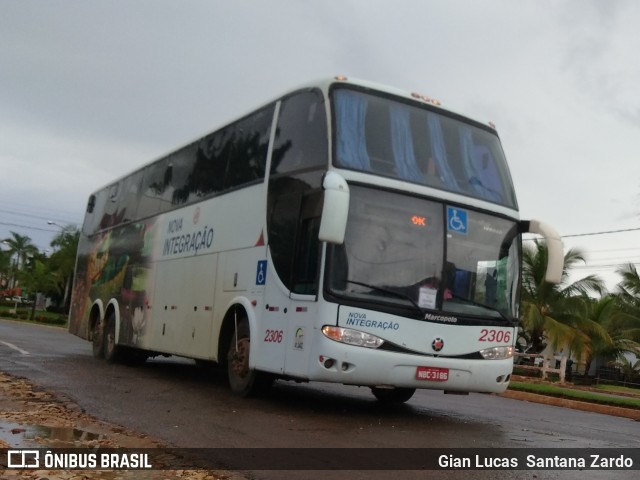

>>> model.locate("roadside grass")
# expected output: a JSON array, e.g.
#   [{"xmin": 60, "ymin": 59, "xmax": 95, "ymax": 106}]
[
  {"xmin": 592, "ymin": 384, "xmax": 640, "ymax": 395},
  {"xmin": 509, "ymin": 381, "xmax": 640, "ymax": 410},
  {"xmin": 0, "ymin": 305, "xmax": 67, "ymax": 326}
]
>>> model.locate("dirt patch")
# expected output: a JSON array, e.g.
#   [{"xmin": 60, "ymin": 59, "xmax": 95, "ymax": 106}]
[{"xmin": 0, "ymin": 371, "xmax": 240, "ymax": 480}]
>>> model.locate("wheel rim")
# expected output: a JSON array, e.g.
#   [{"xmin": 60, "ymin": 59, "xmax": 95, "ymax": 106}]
[
  {"xmin": 230, "ymin": 337, "xmax": 250, "ymax": 379},
  {"xmin": 92, "ymin": 324, "xmax": 100, "ymax": 346},
  {"xmin": 92, "ymin": 322, "xmax": 103, "ymax": 356},
  {"xmin": 106, "ymin": 321, "xmax": 115, "ymax": 356}
]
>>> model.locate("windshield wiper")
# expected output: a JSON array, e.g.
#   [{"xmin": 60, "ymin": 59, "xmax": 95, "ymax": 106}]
[
  {"xmin": 345, "ymin": 279, "xmax": 425, "ymax": 317},
  {"xmin": 447, "ymin": 293, "xmax": 508, "ymax": 321}
]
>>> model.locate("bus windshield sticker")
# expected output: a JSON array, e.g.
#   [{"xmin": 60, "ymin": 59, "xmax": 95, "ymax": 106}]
[
  {"xmin": 418, "ymin": 287, "xmax": 437, "ymax": 309},
  {"xmin": 256, "ymin": 260, "xmax": 267, "ymax": 285},
  {"xmin": 447, "ymin": 206, "xmax": 468, "ymax": 235}
]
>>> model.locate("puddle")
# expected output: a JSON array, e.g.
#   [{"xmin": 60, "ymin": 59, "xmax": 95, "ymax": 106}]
[
  {"xmin": 0, "ymin": 422, "xmax": 220, "ymax": 479},
  {"xmin": 0, "ymin": 421, "xmax": 104, "ymax": 447}
]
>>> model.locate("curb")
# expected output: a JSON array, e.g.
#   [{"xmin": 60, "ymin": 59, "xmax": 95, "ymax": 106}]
[{"xmin": 500, "ymin": 390, "xmax": 640, "ymax": 421}]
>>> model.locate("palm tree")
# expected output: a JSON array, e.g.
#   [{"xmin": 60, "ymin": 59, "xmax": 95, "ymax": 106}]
[
  {"xmin": 3, "ymin": 232, "xmax": 39, "ymax": 269},
  {"xmin": 604, "ymin": 264, "xmax": 640, "ymax": 364},
  {"xmin": 0, "ymin": 248, "xmax": 10, "ymax": 290},
  {"xmin": 615, "ymin": 263, "xmax": 640, "ymax": 329},
  {"xmin": 520, "ymin": 240, "xmax": 608, "ymax": 364},
  {"xmin": 2, "ymin": 232, "xmax": 39, "ymax": 290},
  {"xmin": 581, "ymin": 295, "xmax": 634, "ymax": 376},
  {"xmin": 49, "ymin": 226, "xmax": 80, "ymax": 311},
  {"xmin": 614, "ymin": 355, "xmax": 640, "ymax": 385}
]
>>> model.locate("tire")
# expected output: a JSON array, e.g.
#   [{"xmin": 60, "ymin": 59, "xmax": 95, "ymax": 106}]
[
  {"xmin": 103, "ymin": 312, "xmax": 122, "ymax": 363},
  {"xmin": 227, "ymin": 316, "xmax": 273, "ymax": 397},
  {"xmin": 371, "ymin": 386, "xmax": 416, "ymax": 404},
  {"xmin": 123, "ymin": 347, "xmax": 148, "ymax": 366},
  {"xmin": 91, "ymin": 319, "xmax": 104, "ymax": 358}
]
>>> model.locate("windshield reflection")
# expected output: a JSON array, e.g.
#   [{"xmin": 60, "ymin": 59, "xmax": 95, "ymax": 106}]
[
  {"xmin": 327, "ymin": 186, "xmax": 520, "ymax": 321},
  {"xmin": 332, "ymin": 87, "xmax": 518, "ymax": 209}
]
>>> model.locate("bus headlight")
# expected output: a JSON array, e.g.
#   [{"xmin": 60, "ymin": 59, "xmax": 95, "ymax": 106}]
[
  {"xmin": 322, "ymin": 326, "xmax": 384, "ymax": 349},
  {"xmin": 480, "ymin": 346, "xmax": 514, "ymax": 360}
]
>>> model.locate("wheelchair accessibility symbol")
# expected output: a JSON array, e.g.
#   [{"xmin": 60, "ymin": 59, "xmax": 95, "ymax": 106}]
[
  {"xmin": 256, "ymin": 260, "xmax": 267, "ymax": 285},
  {"xmin": 447, "ymin": 207, "xmax": 468, "ymax": 235}
]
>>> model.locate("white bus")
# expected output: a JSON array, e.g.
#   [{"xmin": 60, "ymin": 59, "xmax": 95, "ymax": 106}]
[{"xmin": 69, "ymin": 76, "xmax": 562, "ymax": 402}]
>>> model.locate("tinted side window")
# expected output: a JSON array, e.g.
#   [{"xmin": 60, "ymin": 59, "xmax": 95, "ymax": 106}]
[
  {"xmin": 271, "ymin": 90, "xmax": 327, "ymax": 175},
  {"xmin": 83, "ymin": 189, "xmax": 107, "ymax": 235},
  {"xmin": 99, "ymin": 181, "xmax": 122, "ymax": 229},
  {"xmin": 268, "ymin": 180, "xmax": 303, "ymax": 291},
  {"xmin": 138, "ymin": 158, "xmax": 174, "ymax": 219},
  {"xmin": 267, "ymin": 171, "xmax": 324, "ymax": 294},
  {"xmin": 291, "ymin": 193, "xmax": 323, "ymax": 295},
  {"xmin": 168, "ymin": 144, "xmax": 198, "ymax": 206},
  {"xmin": 225, "ymin": 105, "xmax": 274, "ymax": 189},
  {"xmin": 190, "ymin": 129, "xmax": 229, "ymax": 198},
  {"xmin": 118, "ymin": 170, "xmax": 143, "ymax": 223},
  {"xmin": 102, "ymin": 104, "xmax": 274, "ymax": 224}
]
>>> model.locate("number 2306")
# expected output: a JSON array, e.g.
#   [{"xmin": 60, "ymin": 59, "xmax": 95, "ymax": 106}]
[
  {"xmin": 264, "ymin": 329, "xmax": 283, "ymax": 343},
  {"xmin": 478, "ymin": 329, "xmax": 511, "ymax": 343}
]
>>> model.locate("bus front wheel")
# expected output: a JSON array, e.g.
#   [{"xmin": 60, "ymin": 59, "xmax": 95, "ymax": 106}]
[
  {"xmin": 370, "ymin": 386, "xmax": 416, "ymax": 403},
  {"xmin": 227, "ymin": 316, "xmax": 273, "ymax": 397}
]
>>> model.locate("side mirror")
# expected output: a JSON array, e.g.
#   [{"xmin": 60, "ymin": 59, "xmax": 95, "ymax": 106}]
[
  {"xmin": 522, "ymin": 220, "xmax": 564, "ymax": 284},
  {"xmin": 318, "ymin": 172, "xmax": 350, "ymax": 244}
]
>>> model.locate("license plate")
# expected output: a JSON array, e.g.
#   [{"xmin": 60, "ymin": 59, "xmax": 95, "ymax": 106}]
[{"xmin": 416, "ymin": 366, "xmax": 449, "ymax": 381}]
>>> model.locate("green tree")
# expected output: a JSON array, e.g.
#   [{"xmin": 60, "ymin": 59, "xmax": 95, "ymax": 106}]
[
  {"xmin": 613, "ymin": 355, "xmax": 640, "ymax": 386},
  {"xmin": 0, "ymin": 248, "xmax": 10, "ymax": 290},
  {"xmin": 3, "ymin": 232, "xmax": 39, "ymax": 269},
  {"xmin": 581, "ymin": 296, "xmax": 621, "ymax": 375},
  {"xmin": 615, "ymin": 263, "xmax": 640, "ymax": 335},
  {"xmin": 18, "ymin": 256, "xmax": 60, "ymax": 320},
  {"xmin": 520, "ymin": 240, "xmax": 607, "ymax": 364},
  {"xmin": 2, "ymin": 231, "xmax": 39, "ymax": 290},
  {"xmin": 606, "ymin": 264, "xmax": 640, "ymax": 360}
]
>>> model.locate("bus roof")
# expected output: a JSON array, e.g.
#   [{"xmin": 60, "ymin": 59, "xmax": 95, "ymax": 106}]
[
  {"xmin": 90, "ymin": 75, "xmax": 497, "ymax": 194},
  {"xmin": 306, "ymin": 75, "xmax": 496, "ymax": 130}
]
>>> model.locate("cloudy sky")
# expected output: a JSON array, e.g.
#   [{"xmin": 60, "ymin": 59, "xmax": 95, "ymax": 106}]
[{"xmin": 1, "ymin": 0, "xmax": 639, "ymax": 290}]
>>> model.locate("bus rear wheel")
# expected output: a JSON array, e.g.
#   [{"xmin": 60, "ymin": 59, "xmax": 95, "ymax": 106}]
[
  {"xmin": 227, "ymin": 316, "xmax": 273, "ymax": 397},
  {"xmin": 370, "ymin": 387, "xmax": 416, "ymax": 403},
  {"xmin": 92, "ymin": 320, "xmax": 104, "ymax": 358}
]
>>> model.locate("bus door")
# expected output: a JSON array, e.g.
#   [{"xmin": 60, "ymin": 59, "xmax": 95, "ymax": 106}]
[
  {"xmin": 283, "ymin": 195, "xmax": 322, "ymax": 378},
  {"xmin": 261, "ymin": 190, "xmax": 322, "ymax": 377}
]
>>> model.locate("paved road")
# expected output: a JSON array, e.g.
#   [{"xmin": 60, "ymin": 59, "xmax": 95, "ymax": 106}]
[{"xmin": 1, "ymin": 319, "xmax": 638, "ymax": 480}]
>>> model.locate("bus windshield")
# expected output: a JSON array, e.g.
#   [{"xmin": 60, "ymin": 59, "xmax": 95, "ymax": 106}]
[
  {"xmin": 327, "ymin": 186, "xmax": 520, "ymax": 321},
  {"xmin": 332, "ymin": 87, "xmax": 517, "ymax": 209}
]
